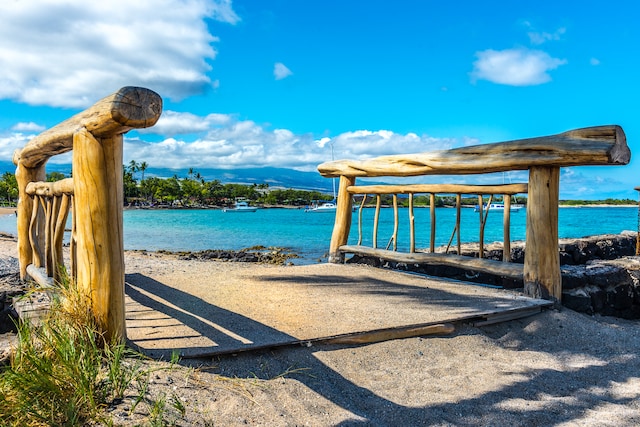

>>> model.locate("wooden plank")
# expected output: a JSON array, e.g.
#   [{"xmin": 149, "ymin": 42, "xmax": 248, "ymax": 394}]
[
  {"xmin": 347, "ymin": 183, "xmax": 528, "ymax": 195},
  {"xmin": 318, "ymin": 125, "xmax": 628, "ymax": 178},
  {"xmin": 13, "ymin": 87, "xmax": 162, "ymax": 169},
  {"xmin": 471, "ymin": 305, "xmax": 548, "ymax": 326},
  {"xmin": 321, "ymin": 323, "xmax": 455, "ymax": 345},
  {"xmin": 340, "ymin": 245, "xmax": 524, "ymax": 279}
]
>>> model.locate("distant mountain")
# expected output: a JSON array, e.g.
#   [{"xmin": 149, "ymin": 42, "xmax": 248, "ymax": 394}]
[
  {"xmin": 144, "ymin": 166, "xmax": 335, "ymax": 192},
  {"xmin": 0, "ymin": 161, "xmax": 336, "ymax": 194}
]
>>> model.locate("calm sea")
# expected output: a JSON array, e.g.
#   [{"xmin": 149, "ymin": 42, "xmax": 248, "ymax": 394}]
[{"xmin": 1, "ymin": 206, "xmax": 637, "ymax": 264}]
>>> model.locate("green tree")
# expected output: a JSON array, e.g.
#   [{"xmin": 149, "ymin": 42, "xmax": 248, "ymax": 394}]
[
  {"xmin": 0, "ymin": 172, "xmax": 18, "ymax": 204},
  {"xmin": 46, "ymin": 171, "xmax": 67, "ymax": 182}
]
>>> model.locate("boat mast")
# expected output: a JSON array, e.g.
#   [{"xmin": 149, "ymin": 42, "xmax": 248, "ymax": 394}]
[{"xmin": 331, "ymin": 141, "xmax": 336, "ymax": 200}]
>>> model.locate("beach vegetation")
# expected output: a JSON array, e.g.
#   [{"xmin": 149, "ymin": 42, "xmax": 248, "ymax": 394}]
[
  {"xmin": 0, "ymin": 171, "xmax": 18, "ymax": 206},
  {"xmin": 0, "ymin": 274, "xmax": 182, "ymax": 426},
  {"xmin": 559, "ymin": 198, "xmax": 637, "ymax": 206}
]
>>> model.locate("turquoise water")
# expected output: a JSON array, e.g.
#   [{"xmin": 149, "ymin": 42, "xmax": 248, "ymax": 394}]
[{"xmin": 1, "ymin": 206, "xmax": 637, "ymax": 264}]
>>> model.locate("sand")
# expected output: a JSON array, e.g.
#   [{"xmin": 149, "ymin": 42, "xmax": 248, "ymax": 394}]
[
  {"xmin": 1, "ymin": 235, "xmax": 640, "ymax": 426},
  {"xmin": 0, "ymin": 207, "xmax": 16, "ymax": 216}
]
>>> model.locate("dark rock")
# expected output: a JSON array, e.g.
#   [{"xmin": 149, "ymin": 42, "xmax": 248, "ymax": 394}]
[
  {"xmin": 591, "ymin": 289, "xmax": 606, "ymax": 312},
  {"xmin": 606, "ymin": 283, "xmax": 634, "ymax": 310},
  {"xmin": 562, "ymin": 290, "xmax": 593, "ymax": 314}
]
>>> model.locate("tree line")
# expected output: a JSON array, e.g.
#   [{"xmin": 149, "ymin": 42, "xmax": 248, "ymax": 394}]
[
  {"xmin": 123, "ymin": 161, "xmax": 332, "ymax": 207},
  {"xmin": 1, "ymin": 164, "xmax": 637, "ymax": 208}
]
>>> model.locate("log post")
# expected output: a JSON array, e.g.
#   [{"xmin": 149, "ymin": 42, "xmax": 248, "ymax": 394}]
[
  {"xmin": 15, "ymin": 163, "xmax": 45, "ymax": 279},
  {"xmin": 328, "ymin": 175, "xmax": 356, "ymax": 263},
  {"xmin": 73, "ymin": 129, "xmax": 126, "ymax": 342},
  {"xmin": 523, "ymin": 166, "xmax": 561, "ymax": 303}
]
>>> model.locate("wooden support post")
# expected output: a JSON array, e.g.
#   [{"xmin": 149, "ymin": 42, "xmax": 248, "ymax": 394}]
[
  {"xmin": 373, "ymin": 195, "xmax": 381, "ymax": 248},
  {"xmin": 430, "ymin": 193, "xmax": 436, "ymax": 253},
  {"xmin": 73, "ymin": 129, "xmax": 126, "ymax": 342},
  {"xmin": 524, "ymin": 166, "xmax": 561, "ymax": 303},
  {"xmin": 503, "ymin": 194, "xmax": 511, "ymax": 262},
  {"xmin": 15, "ymin": 163, "xmax": 45, "ymax": 279},
  {"xmin": 409, "ymin": 193, "xmax": 415, "ymax": 253},
  {"xmin": 328, "ymin": 176, "xmax": 356, "ymax": 263}
]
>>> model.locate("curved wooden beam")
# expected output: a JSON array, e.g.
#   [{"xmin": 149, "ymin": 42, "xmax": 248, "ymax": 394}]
[
  {"xmin": 318, "ymin": 125, "xmax": 629, "ymax": 178},
  {"xmin": 25, "ymin": 178, "xmax": 74, "ymax": 197},
  {"xmin": 13, "ymin": 86, "xmax": 162, "ymax": 168}
]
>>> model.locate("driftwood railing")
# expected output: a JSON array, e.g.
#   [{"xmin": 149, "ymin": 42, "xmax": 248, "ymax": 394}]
[
  {"xmin": 318, "ymin": 125, "xmax": 630, "ymax": 303},
  {"xmin": 13, "ymin": 87, "xmax": 162, "ymax": 341}
]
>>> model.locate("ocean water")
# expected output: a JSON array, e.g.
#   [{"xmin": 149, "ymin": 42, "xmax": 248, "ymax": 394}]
[{"xmin": 1, "ymin": 206, "xmax": 637, "ymax": 264}]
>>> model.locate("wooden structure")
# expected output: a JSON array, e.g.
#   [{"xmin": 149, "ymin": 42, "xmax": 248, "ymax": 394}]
[
  {"xmin": 318, "ymin": 125, "xmax": 630, "ymax": 303},
  {"xmin": 13, "ymin": 87, "xmax": 162, "ymax": 341}
]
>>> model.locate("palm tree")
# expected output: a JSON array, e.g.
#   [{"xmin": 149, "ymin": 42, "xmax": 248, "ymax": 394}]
[
  {"xmin": 128, "ymin": 160, "xmax": 139, "ymax": 180},
  {"xmin": 139, "ymin": 161, "xmax": 148, "ymax": 181}
]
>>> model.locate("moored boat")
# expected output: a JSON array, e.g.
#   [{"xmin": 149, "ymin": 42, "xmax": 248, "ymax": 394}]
[
  {"xmin": 223, "ymin": 200, "xmax": 257, "ymax": 213},
  {"xmin": 474, "ymin": 203, "xmax": 523, "ymax": 212},
  {"xmin": 304, "ymin": 200, "xmax": 337, "ymax": 213}
]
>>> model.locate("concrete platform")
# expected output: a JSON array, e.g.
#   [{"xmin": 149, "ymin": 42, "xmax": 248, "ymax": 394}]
[{"xmin": 125, "ymin": 263, "xmax": 552, "ymax": 358}]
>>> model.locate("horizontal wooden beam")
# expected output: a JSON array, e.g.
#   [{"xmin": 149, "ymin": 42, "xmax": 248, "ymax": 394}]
[
  {"xmin": 13, "ymin": 87, "xmax": 162, "ymax": 168},
  {"xmin": 340, "ymin": 245, "xmax": 524, "ymax": 280},
  {"xmin": 347, "ymin": 183, "xmax": 528, "ymax": 195},
  {"xmin": 318, "ymin": 125, "xmax": 629, "ymax": 178},
  {"xmin": 25, "ymin": 178, "xmax": 74, "ymax": 197},
  {"xmin": 321, "ymin": 323, "xmax": 455, "ymax": 345}
]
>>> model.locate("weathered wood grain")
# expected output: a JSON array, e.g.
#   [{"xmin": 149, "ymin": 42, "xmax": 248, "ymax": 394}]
[
  {"xmin": 73, "ymin": 129, "xmax": 126, "ymax": 342},
  {"xmin": 25, "ymin": 178, "xmax": 74, "ymax": 197},
  {"xmin": 523, "ymin": 166, "xmax": 561, "ymax": 303},
  {"xmin": 347, "ymin": 183, "xmax": 528, "ymax": 195},
  {"xmin": 318, "ymin": 125, "xmax": 628, "ymax": 178},
  {"xmin": 328, "ymin": 176, "xmax": 356, "ymax": 263},
  {"xmin": 340, "ymin": 245, "xmax": 525, "ymax": 279},
  {"xmin": 13, "ymin": 87, "xmax": 162, "ymax": 169}
]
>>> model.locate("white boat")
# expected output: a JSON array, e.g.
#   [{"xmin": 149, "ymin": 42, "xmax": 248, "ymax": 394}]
[
  {"xmin": 304, "ymin": 200, "xmax": 337, "ymax": 213},
  {"xmin": 222, "ymin": 200, "xmax": 257, "ymax": 213},
  {"xmin": 474, "ymin": 203, "xmax": 523, "ymax": 212}
]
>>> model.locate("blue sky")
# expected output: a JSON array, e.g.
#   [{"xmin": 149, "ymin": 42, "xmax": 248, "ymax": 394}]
[{"xmin": 0, "ymin": 0, "xmax": 638, "ymax": 199}]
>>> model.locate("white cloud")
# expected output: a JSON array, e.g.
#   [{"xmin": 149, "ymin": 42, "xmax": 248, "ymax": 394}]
[
  {"xmin": 139, "ymin": 110, "xmax": 232, "ymax": 136},
  {"xmin": 11, "ymin": 122, "xmax": 46, "ymax": 132},
  {"xmin": 527, "ymin": 27, "xmax": 566, "ymax": 45},
  {"xmin": 0, "ymin": 134, "xmax": 31, "ymax": 162},
  {"xmin": 122, "ymin": 112, "xmax": 456, "ymax": 171},
  {"xmin": 0, "ymin": 0, "xmax": 239, "ymax": 108},
  {"xmin": 471, "ymin": 48, "xmax": 567, "ymax": 86},
  {"xmin": 274, "ymin": 62, "xmax": 293, "ymax": 80}
]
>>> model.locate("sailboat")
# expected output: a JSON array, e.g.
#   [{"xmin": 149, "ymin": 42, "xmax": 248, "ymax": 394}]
[
  {"xmin": 474, "ymin": 172, "xmax": 525, "ymax": 212},
  {"xmin": 305, "ymin": 174, "xmax": 338, "ymax": 213},
  {"xmin": 305, "ymin": 142, "xmax": 340, "ymax": 213}
]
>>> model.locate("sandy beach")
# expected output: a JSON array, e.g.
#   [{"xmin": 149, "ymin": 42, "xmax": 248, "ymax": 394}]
[
  {"xmin": 1, "ymin": 235, "xmax": 640, "ymax": 425},
  {"xmin": 0, "ymin": 207, "xmax": 16, "ymax": 216}
]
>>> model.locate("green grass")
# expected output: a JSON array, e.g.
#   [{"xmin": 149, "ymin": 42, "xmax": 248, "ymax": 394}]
[{"xmin": 0, "ymin": 274, "xmax": 174, "ymax": 426}]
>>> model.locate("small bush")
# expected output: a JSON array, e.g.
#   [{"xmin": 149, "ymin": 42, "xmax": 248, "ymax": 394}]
[{"xmin": 0, "ymin": 274, "xmax": 147, "ymax": 426}]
